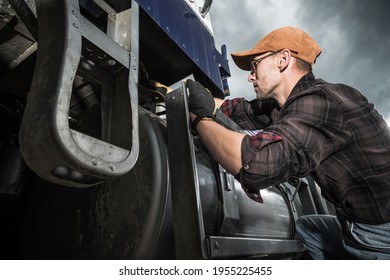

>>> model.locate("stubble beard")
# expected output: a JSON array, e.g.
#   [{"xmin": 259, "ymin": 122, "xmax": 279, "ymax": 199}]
[{"xmin": 256, "ymin": 87, "xmax": 276, "ymax": 101}]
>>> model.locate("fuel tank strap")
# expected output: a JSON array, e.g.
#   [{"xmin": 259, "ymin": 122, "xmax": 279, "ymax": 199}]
[{"xmin": 165, "ymin": 83, "xmax": 208, "ymax": 259}]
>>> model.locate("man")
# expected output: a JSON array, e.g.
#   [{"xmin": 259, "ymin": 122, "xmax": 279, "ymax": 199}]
[{"xmin": 187, "ymin": 26, "xmax": 390, "ymax": 259}]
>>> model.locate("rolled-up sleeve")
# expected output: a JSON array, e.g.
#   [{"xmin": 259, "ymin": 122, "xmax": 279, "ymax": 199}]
[{"xmin": 237, "ymin": 132, "xmax": 287, "ymax": 191}]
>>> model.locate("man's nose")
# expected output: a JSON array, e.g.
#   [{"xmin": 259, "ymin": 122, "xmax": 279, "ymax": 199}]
[{"xmin": 248, "ymin": 72, "xmax": 256, "ymax": 82}]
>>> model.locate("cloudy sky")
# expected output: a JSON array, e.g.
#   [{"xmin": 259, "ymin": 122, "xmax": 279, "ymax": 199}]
[{"xmin": 209, "ymin": 0, "xmax": 390, "ymax": 121}]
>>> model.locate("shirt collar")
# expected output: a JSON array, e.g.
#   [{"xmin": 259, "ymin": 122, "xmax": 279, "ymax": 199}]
[{"xmin": 290, "ymin": 71, "xmax": 316, "ymax": 96}]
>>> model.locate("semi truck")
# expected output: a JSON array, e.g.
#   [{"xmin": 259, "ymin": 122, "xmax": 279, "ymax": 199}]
[{"xmin": 0, "ymin": 0, "xmax": 333, "ymax": 259}]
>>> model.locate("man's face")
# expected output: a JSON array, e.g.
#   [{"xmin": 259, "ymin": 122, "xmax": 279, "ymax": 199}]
[{"xmin": 248, "ymin": 52, "xmax": 280, "ymax": 101}]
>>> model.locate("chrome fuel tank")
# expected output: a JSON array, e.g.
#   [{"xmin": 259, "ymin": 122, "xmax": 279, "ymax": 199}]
[{"xmin": 194, "ymin": 137, "xmax": 294, "ymax": 240}]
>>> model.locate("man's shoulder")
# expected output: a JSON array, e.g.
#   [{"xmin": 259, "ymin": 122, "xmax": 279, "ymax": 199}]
[
  {"xmin": 312, "ymin": 80, "xmax": 364, "ymax": 102},
  {"xmin": 299, "ymin": 79, "xmax": 369, "ymax": 112},
  {"xmin": 286, "ymin": 78, "xmax": 346, "ymax": 109},
  {"xmin": 299, "ymin": 79, "xmax": 359, "ymax": 99}
]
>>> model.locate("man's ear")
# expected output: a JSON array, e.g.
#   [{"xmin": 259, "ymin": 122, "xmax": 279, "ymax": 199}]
[{"xmin": 278, "ymin": 49, "xmax": 292, "ymax": 72}]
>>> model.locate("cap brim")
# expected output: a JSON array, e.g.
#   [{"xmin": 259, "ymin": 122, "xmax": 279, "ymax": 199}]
[{"xmin": 231, "ymin": 48, "xmax": 268, "ymax": 71}]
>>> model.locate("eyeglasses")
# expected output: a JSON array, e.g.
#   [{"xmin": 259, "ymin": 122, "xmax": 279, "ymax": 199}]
[{"xmin": 250, "ymin": 52, "xmax": 276, "ymax": 73}]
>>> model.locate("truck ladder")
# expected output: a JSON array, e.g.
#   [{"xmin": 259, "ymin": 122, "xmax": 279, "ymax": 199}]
[{"xmin": 19, "ymin": 0, "xmax": 140, "ymax": 187}]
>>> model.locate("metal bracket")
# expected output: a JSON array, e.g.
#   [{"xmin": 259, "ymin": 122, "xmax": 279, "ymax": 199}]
[
  {"xmin": 165, "ymin": 83, "xmax": 207, "ymax": 259},
  {"xmin": 207, "ymin": 236, "xmax": 304, "ymax": 258},
  {"xmin": 218, "ymin": 166, "xmax": 240, "ymax": 233},
  {"xmin": 19, "ymin": 0, "xmax": 139, "ymax": 187}
]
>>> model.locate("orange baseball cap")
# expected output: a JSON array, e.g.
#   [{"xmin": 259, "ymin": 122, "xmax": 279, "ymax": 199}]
[{"xmin": 231, "ymin": 26, "xmax": 322, "ymax": 71}]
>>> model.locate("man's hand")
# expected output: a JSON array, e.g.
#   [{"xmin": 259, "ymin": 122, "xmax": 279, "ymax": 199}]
[{"xmin": 186, "ymin": 79, "xmax": 215, "ymax": 118}]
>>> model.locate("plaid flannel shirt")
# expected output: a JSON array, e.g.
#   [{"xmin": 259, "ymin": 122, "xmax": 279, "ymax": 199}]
[{"xmin": 221, "ymin": 72, "xmax": 390, "ymax": 224}]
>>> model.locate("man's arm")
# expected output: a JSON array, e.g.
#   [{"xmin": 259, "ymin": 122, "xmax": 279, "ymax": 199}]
[
  {"xmin": 186, "ymin": 80, "xmax": 246, "ymax": 175},
  {"xmin": 190, "ymin": 112, "xmax": 245, "ymax": 175},
  {"xmin": 218, "ymin": 98, "xmax": 276, "ymax": 130}
]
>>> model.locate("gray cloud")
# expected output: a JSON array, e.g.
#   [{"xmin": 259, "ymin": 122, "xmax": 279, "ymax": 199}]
[
  {"xmin": 210, "ymin": 0, "xmax": 390, "ymax": 120},
  {"xmin": 296, "ymin": 0, "xmax": 390, "ymax": 117}
]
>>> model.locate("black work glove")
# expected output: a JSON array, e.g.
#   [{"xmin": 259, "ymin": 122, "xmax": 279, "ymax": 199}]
[{"xmin": 186, "ymin": 79, "xmax": 215, "ymax": 118}]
